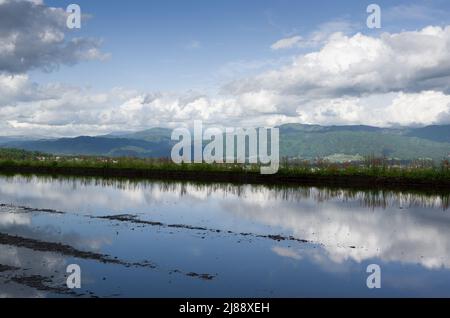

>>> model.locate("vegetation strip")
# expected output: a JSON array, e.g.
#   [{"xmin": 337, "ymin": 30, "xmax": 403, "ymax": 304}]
[
  {"xmin": 0, "ymin": 163, "xmax": 449, "ymax": 190},
  {"xmin": 1, "ymin": 149, "xmax": 449, "ymax": 189}
]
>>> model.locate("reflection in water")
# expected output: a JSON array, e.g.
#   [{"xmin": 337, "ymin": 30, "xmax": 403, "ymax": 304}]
[
  {"xmin": 1, "ymin": 174, "xmax": 448, "ymax": 210},
  {"xmin": 0, "ymin": 174, "xmax": 449, "ymax": 297},
  {"xmin": 0, "ymin": 203, "xmax": 119, "ymax": 297}
]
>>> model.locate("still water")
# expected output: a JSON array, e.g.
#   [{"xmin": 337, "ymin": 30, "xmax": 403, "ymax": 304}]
[{"xmin": 0, "ymin": 174, "xmax": 449, "ymax": 297}]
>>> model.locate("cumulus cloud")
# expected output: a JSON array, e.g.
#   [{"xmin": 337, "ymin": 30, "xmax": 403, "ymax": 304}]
[
  {"xmin": 0, "ymin": 77, "xmax": 141, "ymax": 136},
  {"xmin": 230, "ymin": 26, "xmax": 450, "ymax": 97},
  {"xmin": 2, "ymin": 74, "xmax": 450, "ymax": 136},
  {"xmin": 0, "ymin": 0, "xmax": 108, "ymax": 74},
  {"xmin": 271, "ymin": 20, "xmax": 356, "ymax": 50},
  {"xmin": 2, "ymin": 17, "xmax": 450, "ymax": 136},
  {"xmin": 257, "ymin": 90, "xmax": 450, "ymax": 127}
]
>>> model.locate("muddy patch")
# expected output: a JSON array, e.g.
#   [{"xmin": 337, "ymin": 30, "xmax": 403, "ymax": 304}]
[
  {"xmin": 8, "ymin": 274, "xmax": 75, "ymax": 295},
  {"xmin": 97, "ymin": 214, "xmax": 311, "ymax": 244},
  {"xmin": 0, "ymin": 232, "xmax": 147, "ymax": 267},
  {"xmin": 185, "ymin": 272, "xmax": 216, "ymax": 280},
  {"xmin": 0, "ymin": 232, "xmax": 216, "ymax": 282},
  {"xmin": 0, "ymin": 264, "xmax": 19, "ymax": 273},
  {"xmin": 0, "ymin": 203, "xmax": 65, "ymax": 214}
]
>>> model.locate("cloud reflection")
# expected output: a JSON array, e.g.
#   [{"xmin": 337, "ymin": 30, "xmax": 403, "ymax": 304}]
[{"xmin": 0, "ymin": 175, "xmax": 449, "ymax": 272}]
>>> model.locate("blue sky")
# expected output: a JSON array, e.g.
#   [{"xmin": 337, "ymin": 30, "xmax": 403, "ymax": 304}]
[
  {"xmin": 2, "ymin": 0, "xmax": 450, "ymax": 136},
  {"xmin": 34, "ymin": 0, "xmax": 450, "ymax": 92}
]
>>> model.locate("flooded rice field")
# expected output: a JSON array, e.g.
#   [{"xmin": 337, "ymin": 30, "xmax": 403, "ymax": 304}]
[{"xmin": 0, "ymin": 174, "xmax": 449, "ymax": 297}]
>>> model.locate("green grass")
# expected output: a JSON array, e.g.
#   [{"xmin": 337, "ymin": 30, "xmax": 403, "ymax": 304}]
[
  {"xmin": 0, "ymin": 155, "xmax": 449, "ymax": 182},
  {"xmin": 1, "ymin": 147, "xmax": 449, "ymax": 187},
  {"xmin": 0, "ymin": 148, "xmax": 49, "ymax": 160}
]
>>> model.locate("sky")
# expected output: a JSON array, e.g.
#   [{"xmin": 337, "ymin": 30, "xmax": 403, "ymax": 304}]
[{"xmin": 1, "ymin": 0, "xmax": 450, "ymax": 137}]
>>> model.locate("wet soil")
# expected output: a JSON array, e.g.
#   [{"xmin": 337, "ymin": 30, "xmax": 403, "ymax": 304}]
[{"xmin": 96, "ymin": 214, "xmax": 311, "ymax": 244}]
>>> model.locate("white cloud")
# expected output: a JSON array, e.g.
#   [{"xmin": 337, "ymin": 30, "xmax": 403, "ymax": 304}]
[
  {"xmin": 292, "ymin": 91, "xmax": 450, "ymax": 127},
  {"xmin": 271, "ymin": 35, "xmax": 303, "ymax": 50},
  {"xmin": 0, "ymin": 0, "xmax": 108, "ymax": 74},
  {"xmin": 232, "ymin": 26, "xmax": 450, "ymax": 98},
  {"xmin": 2, "ymin": 75, "xmax": 450, "ymax": 137},
  {"xmin": 270, "ymin": 20, "xmax": 357, "ymax": 50},
  {"xmin": 2, "ymin": 21, "xmax": 450, "ymax": 136}
]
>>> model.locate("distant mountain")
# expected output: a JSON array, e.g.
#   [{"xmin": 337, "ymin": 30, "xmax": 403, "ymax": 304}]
[
  {"xmin": 101, "ymin": 131, "xmax": 136, "ymax": 137},
  {"xmin": 2, "ymin": 124, "xmax": 450, "ymax": 161},
  {"xmin": 279, "ymin": 124, "xmax": 450, "ymax": 161},
  {"xmin": 280, "ymin": 124, "xmax": 386, "ymax": 134},
  {"xmin": 405, "ymin": 125, "xmax": 450, "ymax": 143},
  {"xmin": 119, "ymin": 128, "xmax": 173, "ymax": 142},
  {"xmin": 5, "ymin": 136, "xmax": 174, "ymax": 158},
  {"xmin": 0, "ymin": 135, "xmax": 54, "ymax": 145}
]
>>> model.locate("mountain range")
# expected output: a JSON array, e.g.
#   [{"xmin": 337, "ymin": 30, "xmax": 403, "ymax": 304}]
[{"xmin": 1, "ymin": 124, "xmax": 449, "ymax": 162}]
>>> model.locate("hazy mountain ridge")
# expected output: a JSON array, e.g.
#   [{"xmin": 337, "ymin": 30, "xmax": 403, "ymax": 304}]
[
  {"xmin": 1, "ymin": 124, "xmax": 449, "ymax": 161},
  {"xmin": 3, "ymin": 136, "xmax": 173, "ymax": 158}
]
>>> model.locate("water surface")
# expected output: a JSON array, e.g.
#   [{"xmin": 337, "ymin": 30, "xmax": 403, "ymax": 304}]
[{"xmin": 0, "ymin": 174, "xmax": 449, "ymax": 297}]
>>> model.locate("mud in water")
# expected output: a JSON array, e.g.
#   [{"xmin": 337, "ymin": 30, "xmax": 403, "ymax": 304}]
[{"xmin": 96, "ymin": 214, "xmax": 312, "ymax": 244}]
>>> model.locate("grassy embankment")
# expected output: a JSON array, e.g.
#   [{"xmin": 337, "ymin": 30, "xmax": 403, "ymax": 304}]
[{"xmin": 0, "ymin": 148, "xmax": 449, "ymax": 190}]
